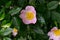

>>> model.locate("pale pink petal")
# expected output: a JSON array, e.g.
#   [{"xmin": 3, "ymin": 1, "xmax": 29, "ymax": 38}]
[
  {"xmin": 19, "ymin": 13, "xmax": 25, "ymax": 19},
  {"xmin": 12, "ymin": 32, "xmax": 17, "ymax": 37},
  {"xmin": 49, "ymin": 34, "xmax": 55, "ymax": 39},
  {"xmin": 25, "ymin": 6, "xmax": 36, "ymax": 15},
  {"xmin": 21, "ymin": 10, "xmax": 25, "ymax": 14},
  {"xmin": 51, "ymin": 27, "xmax": 58, "ymax": 31},
  {"xmin": 19, "ymin": 10, "xmax": 26, "ymax": 19},
  {"xmin": 22, "ymin": 18, "xmax": 37, "ymax": 24},
  {"xmin": 22, "ymin": 19, "xmax": 31, "ymax": 24},
  {"xmin": 32, "ymin": 10, "xmax": 36, "ymax": 15},
  {"xmin": 58, "ymin": 37, "xmax": 60, "ymax": 40},
  {"xmin": 12, "ymin": 30, "xmax": 18, "ymax": 37},
  {"xmin": 49, "ymin": 36, "xmax": 59, "ymax": 40},
  {"xmin": 25, "ymin": 6, "xmax": 35, "ymax": 10},
  {"xmin": 48, "ymin": 31, "xmax": 54, "ymax": 36},
  {"xmin": 48, "ymin": 32, "xmax": 52, "ymax": 36},
  {"xmin": 31, "ymin": 17, "xmax": 37, "ymax": 24},
  {"xmin": 25, "ymin": 10, "xmax": 36, "ymax": 15}
]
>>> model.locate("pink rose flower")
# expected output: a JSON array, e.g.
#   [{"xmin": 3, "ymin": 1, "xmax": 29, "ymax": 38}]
[
  {"xmin": 12, "ymin": 28, "xmax": 18, "ymax": 37},
  {"xmin": 48, "ymin": 27, "xmax": 60, "ymax": 40},
  {"xmin": 19, "ymin": 6, "xmax": 37, "ymax": 24}
]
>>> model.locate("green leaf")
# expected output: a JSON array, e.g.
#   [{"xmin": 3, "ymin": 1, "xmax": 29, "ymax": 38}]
[
  {"xmin": 38, "ymin": 0, "xmax": 45, "ymax": 4},
  {"xmin": 52, "ymin": 11, "xmax": 60, "ymax": 23},
  {"xmin": 47, "ymin": 1, "xmax": 58, "ymax": 10},
  {"xmin": 18, "ymin": 37, "xmax": 26, "ymax": 40},
  {"xmin": 0, "ymin": 13, "xmax": 5, "ymax": 21},
  {"xmin": 18, "ymin": 0, "xmax": 26, "ymax": 7},
  {"xmin": 38, "ymin": 16, "xmax": 45, "ymax": 24},
  {"xmin": 1, "ymin": 22, "xmax": 12, "ymax": 28},
  {"xmin": 0, "ymin": 28, "xmax": 12, "ymax": 36},
  {"xmin": 0, "ymin": 8, "xmax": 5, "ymax": 14},
  {"xmin": 54, "ymin": 21, "xmax": 58, "ymax": 27},
  {"xmin": 29, "ymin": 0, "xmax": 35, "ymax": 6},
  {"xmin": 34, "ymin": 27, "xmax": 44, "ymax": 35},
  {"xmin": 1, "ymin": 20, "xmax": 12, "ymax": 28},
  {"xmin": 8, "ymin": 7, "xmax": 21, "ymax": 16},
  {"xmin": 0, "ymin": 8, "xmax": 5, "ymax": 21},
  {"xmin": 12, "ymin": 17, "xmax": 20, "ymax": 29},
  {"xmin": 5, "ymin": 1, "xmax": 12, "ymax": 8},
  {"xmin": 3, "ymin": 37, "xmax": 11, "ymax": 40}
]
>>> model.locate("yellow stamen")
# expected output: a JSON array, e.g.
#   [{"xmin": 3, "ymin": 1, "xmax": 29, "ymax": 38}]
[
  {"xmin": 13, "ymin": 28, "xmax": 18, "ymax": 32},
  {"xmin": 53, "ymin": 29, "xmax": 60, "ymax": 36},
  {"xmin": 25, "ymin": 11, "xmax": 34, "ymax": 20}
]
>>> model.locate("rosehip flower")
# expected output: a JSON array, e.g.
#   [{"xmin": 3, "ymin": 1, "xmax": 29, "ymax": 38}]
[
  {"xmin": 12, "ymin": 28, "xmax": 18, "ymax": 37},
  {"xmin": 19, "ymin": 6, "xmax": 37, "ymax": 24},
  {"xmin": 48, "ymin": 27, "xmax": 60, "ymax": 40}
]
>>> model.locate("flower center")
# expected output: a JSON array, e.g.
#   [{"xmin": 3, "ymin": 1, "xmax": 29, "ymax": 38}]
[
  {"xmin": 25, "ymin": 11, "xmax": 34, "ymax": 20},
  {"xmin": 53, "ymin": 29, "xmax": 60, "ymax": 36},
  {"xmin": 13, "ymin": 28, "xmax": 18, "ymax": 32}
]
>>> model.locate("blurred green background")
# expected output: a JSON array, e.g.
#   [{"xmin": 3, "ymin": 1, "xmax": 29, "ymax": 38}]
[{"xmin": 0, "ymin": 0, "xmax": 60, "ymax": 40}]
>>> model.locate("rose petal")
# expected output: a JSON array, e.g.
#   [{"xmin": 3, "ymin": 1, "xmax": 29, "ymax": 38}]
[
  {"xmin": 22, "ymin": 17, "xmax": 36, "ymax": 24},
  {"xmin": 25, "ymin": 6, "xmax": 35, "ymax": 10},
  {"xmin": 25, "ymin": 10, "xmax": 36, "ymax": 15},
  {"xmin": 21, "ymin": 10, "xmax": 25, "ymax": 14},
  {"xmin": 31, "ymin": 17, "xmax": 37, "ymax": 24},
  {"xmin": 25, "ymin": 6, "xmax": 36, "ymax": 15},
  {"xmin": 22, "ymin": 19, "xmax": 31, "ymax": 24},
  {"xmin": 51, "ymin": 27, "xmax": 58, "ymax": 31},
  {"xmin": 20, "ymin": 10, "xmax": 26, "ymax": 19},
  {"xmin": 12, "ymin": 32, "xmax": 17, "ymax": 37}
]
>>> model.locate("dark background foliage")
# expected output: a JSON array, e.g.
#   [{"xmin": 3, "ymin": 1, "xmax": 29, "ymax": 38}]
[{"xmin": 0, "ymin": 0, "xmax": 60, "ymax": 40}]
